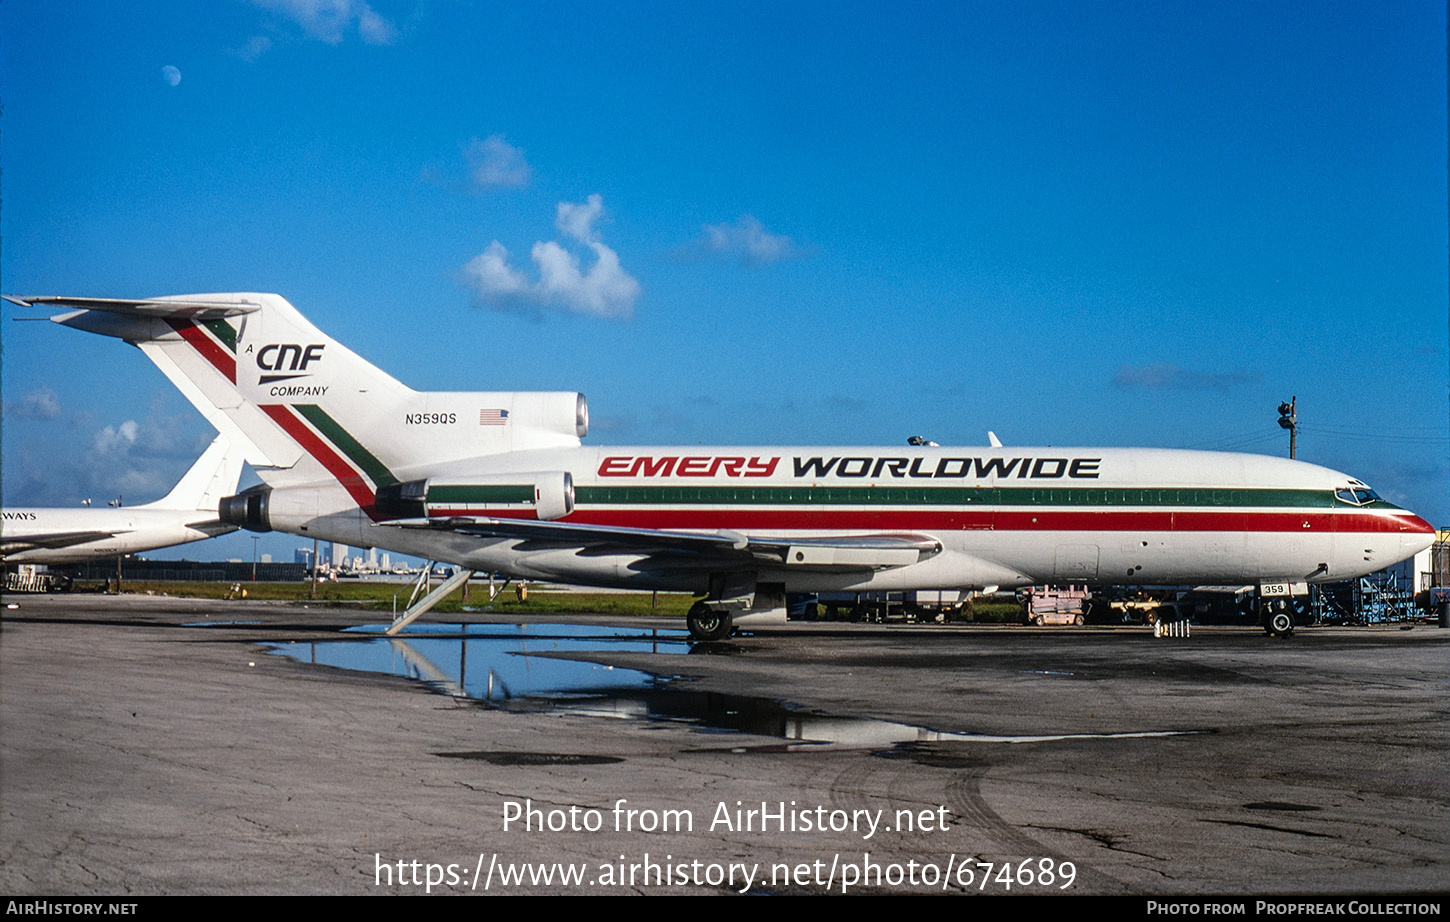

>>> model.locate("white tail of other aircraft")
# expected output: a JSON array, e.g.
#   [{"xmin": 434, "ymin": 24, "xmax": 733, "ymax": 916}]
[
  {"xmin": 1, "ymin": 434, "xmax": 244, "ymax": 564},
  {"xmin": 147, "ymin": 434, "xmax": 246, "ymax": 512}
]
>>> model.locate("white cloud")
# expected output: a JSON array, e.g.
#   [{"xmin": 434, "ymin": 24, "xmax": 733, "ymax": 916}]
[
  {"xmin": 233, "ymin": 36, "xmax": 274, "ymax": 61},
  {"xmin": 463, "ymin": 242, "xmax": 529, "ymax": 298},
  {"xmin": 7, "ymin": 397, "xmax": 214, "ymax": 506},
  {"xmin": 532, "ymin": 239, "xmax": 638, "ymax": 317},
  {"xmin": 462, "ymin": 195, "xmax": 640, "ymax": 319},
  {"xmin": 465, "ymin": 135, "xmax": 532, "ymax": 189},
  {"xmin": 356, "ymin": 6, "xmax": 396, "ymax": 43},
  {"xmin": 423, "ymin": 134, "xmax": 533, "ymax": 192},
  {"xmin": 248, "ymin": 0, "xmax": 396, "ymax": 45},
  {"xmin": 7, "ymin": 387, "xmax": 61, "ymax": 420},
  {"xmin": 555, "ymin": 193, "xmax": 606, "ymax": 242},
  {"xmin": 689, "ymin": 215, "xmax": 803, "ymax": 266},
  {"xmin": 91, "ymin": 420, "xmax": 139, "ymax": 456},
  {"xmin": 85, "ymin": 407, "xmax": 214, "ymax": 502}
]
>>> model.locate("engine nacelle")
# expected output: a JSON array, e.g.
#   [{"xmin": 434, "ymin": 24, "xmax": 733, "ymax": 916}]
[
  {"xmin": 220, "ymin": 483, "xmax": 325, "ymax": 534},
  {"xmin": 219, "ymin": 485, "xmax": 273, "ymax": 532},
  {"xmin": 374, "ymin": 472, "xmax": 574, "ymax": 522},
  {"xmin": 449, "ymin": 391, "xmax": 587, "ymax": 441}
]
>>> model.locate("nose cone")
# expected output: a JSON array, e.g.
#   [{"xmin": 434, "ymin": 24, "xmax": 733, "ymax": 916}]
[{"xmin": 1400, "ymin": 513, "xmax": 1437, "ymax": 558}]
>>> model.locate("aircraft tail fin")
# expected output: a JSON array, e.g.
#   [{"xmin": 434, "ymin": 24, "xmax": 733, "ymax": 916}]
[
  {"xmin": 146, "ymin": 435, "xmax": 246, "ymax": 512},
  {"xmin": 4, "ymin": 293, "xmax": 393, "ymax": 473},
  {"xmin": 6, "ymin": 292, "xmax": 587, "ymax": 511}
]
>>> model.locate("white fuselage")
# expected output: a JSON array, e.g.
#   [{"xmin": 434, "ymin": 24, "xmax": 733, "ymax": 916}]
[
  {"xmin": 260, "ymin": 444, "xmax": 1436, "ymax": 593},
  {"xmin": 1, "ymin": 506, "xmax": 235, "ymax": 565},
  {"xmin": 27, "ymin": 292, "xmax": 1433, "ymax": 596}
]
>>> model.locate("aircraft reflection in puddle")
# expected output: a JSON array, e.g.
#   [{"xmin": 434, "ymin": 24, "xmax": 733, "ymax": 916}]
[
  {"xmin": 561, "ymin": 691, "xmax": 1204, "ymax": 750},
  {"xmin": 265, "ymin": 622, "xmax": 686, "ymax": 701},
  {"xmin": 265, "ymin": 622, "xmax": 1206, "ymax": 749}
]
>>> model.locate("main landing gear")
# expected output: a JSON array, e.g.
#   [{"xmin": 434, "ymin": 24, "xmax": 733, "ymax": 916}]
[{"xmin": 687, "ymin": 601, "xmax": 734, "ymax": 641}]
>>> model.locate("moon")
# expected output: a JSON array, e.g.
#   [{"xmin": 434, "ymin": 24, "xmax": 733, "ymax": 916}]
[{"xmin": 161, "ymin": 65, "xmax": 181, "ymax": 87}]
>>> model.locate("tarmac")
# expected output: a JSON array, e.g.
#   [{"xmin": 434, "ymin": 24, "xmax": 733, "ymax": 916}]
[{"xmin": 1, "ymin": 593, "xmax": 1447, "ymax": 897}]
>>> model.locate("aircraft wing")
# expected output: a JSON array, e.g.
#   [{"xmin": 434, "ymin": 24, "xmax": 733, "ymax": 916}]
[
  {"xmin": 2, "ymin": 295, "xmax": 259, "ymax": 321},
  {"xmin": 1, "ymin": 521, "xmax": 232, "ymax": 558},
  {"xmin": 384, "ymin": 517, "xmax": 941, "ymax": 571},
  {"xmin": 0, "ymin": 529, "xmax": 126, "ymax": 555}
]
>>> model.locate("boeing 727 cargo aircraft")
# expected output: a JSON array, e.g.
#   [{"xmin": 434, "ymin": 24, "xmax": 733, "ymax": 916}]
[
  {"xmin": 1, "ymin": 435, "xmax": 242, "ymax": 564},
  {"xmin": 6, "ymin": 293, "xmax": 1434, "ymax": 638}
]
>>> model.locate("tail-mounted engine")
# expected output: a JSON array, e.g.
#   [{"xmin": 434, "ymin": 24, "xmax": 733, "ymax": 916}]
[
  {"xmin": 374, "ymin": 472, "xmax": 575, "ymax": 522},
  {"xmin": 219, "ymin": 484, "xmax": 273, "ymax": 532}
]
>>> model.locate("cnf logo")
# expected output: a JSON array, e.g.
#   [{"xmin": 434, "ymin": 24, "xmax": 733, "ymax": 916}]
[{"xmin": 257, "ymin": 343, "xmax": 325, "ymax": 372}]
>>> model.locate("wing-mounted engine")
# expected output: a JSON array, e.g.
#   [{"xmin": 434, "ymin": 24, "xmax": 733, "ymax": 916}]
[{"xmin": 374, "ymin": 472, "xmax": 575, "ymax": 522}]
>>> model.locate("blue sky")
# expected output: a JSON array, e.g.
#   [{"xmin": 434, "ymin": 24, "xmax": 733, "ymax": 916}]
[{"xmin": 2, "ymin": 0, "xmax": 1446, "ymax": 564}]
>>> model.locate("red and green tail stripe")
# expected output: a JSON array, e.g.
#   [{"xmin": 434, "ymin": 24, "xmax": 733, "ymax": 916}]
[
  {"xmin": 167, "ymin": 318, "xmax": 238, "ymax": 383},
  {"xmin": 260, "ymin": 403, "xmax": 399, "ymax": 517}
]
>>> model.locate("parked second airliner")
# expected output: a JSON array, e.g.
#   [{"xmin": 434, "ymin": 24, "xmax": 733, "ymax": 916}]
[{"xmin": 2, "ymin": 435, "xmax": 242, "ymax": 564}]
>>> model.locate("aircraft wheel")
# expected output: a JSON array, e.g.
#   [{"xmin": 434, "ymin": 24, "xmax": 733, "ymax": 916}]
[
  {"xmin": 1266, "ymin": 610, "xmax": 1294, "ymax": 637},
  {"xmin": 687, "ymin": 602, "xmax": 733, "ymax": 641},
  {"xmin": 1262, "ymin": 599, "xmax": 1294, "ymax": 637}
]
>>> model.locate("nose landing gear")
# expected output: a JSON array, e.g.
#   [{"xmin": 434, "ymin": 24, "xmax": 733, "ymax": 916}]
[
  {"xmin": 687, "ymin": 601, "xmax": 734, "ymax": 641},
  {"xmin": 1261, "ymin": 597, "xmax": 1295, "ymax": 637}
]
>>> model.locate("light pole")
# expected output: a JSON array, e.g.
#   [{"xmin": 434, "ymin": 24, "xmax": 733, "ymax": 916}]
[{"xmin": 1277, "ymin": 397, "xmax": 1297, "ymax": 459}]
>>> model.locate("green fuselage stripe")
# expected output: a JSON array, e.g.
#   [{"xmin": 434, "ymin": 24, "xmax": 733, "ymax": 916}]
[
  {"xmin": 429, "ymin": 485, "xmax": 535, "ymax": 504},
  {"xmin": 294, "ymin": 404, "xmax": 399, "ymax": 488},
  {"xmin": 574, "ymin": 485, "xmax": 1369, "ymax": 508}
]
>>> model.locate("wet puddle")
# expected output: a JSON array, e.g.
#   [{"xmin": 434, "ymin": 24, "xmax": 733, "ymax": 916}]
[
  {"xmin": 264, "ymin": 622, "xmax": 686, "ymax": 700},
  {"xmin": 556, "ymin": 688, "xmax": 1204, "ymax": 752},
  {"xmin": 262, "ymin": 621, "xmax": 1207, "ymax": 750}
]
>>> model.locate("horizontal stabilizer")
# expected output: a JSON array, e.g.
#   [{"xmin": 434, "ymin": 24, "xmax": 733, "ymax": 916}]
[
  {"xmin": 3, "ymin": 295, "xmax": 259, "ymax": 321},
  {"xmin": 180, "ymin": 518, "xmax": 239, "ymax": 537}
]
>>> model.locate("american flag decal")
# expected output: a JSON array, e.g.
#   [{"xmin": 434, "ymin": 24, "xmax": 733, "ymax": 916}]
[{"xmin": 479, "ymin": 408, "xmax": 509, "ymax": 426}]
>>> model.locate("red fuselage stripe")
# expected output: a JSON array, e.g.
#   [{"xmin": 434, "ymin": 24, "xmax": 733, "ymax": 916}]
[{"xmin": 549, "ymin": 508, "xmax": 1428, "ymax": 534}]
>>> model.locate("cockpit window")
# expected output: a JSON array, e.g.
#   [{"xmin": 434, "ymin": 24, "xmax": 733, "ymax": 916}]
[{"xmin": 1335, "ymin": 487, "xmax": 1382, "ymax": 506}]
